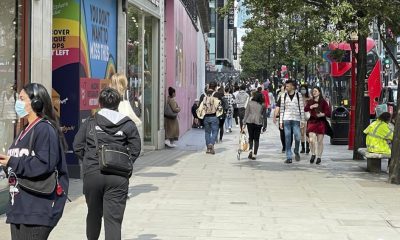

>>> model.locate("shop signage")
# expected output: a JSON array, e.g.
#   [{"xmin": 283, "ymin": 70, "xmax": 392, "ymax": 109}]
[
  {"xmin": 233, "ymin": 27, "xmax": 237, "ymax": 60},
  {"xmin": 228, "ymin": 7, "xmax": 234, "ymax": 29}
]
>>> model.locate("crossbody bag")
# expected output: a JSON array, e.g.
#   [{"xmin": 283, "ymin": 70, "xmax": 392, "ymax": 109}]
[{"xmin": 91, "ymin": 118, "xmax": 133, "ymax": 178}]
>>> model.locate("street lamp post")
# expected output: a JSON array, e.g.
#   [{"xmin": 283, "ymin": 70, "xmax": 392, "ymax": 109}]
[{"xmin": 348, "ymin": 32, "xmax": 358, "ymax": 150}]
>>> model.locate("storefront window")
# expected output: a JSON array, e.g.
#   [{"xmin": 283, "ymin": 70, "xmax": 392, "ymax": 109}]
[
  {"xmin": 127, "ymin": 4, "xmax": 159, "ymax": 146},
  {"xmin": 143, "ymin": 15, "xmax": 153, "ymax": 143},
  {"xmin": 0, "ymin": 0, "xmax": 27, "ymax": 193},
  {"xmin": 127, "ymin": 4, "xmax": 143, "ymax": 128}
]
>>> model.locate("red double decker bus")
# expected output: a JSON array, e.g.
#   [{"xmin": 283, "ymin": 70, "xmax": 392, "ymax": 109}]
[{"xmin": 328, "ymin": 38, "xmax": 382, "ymax": 116}]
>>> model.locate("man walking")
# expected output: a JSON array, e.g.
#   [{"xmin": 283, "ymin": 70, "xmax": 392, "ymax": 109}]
[{"xmin": 279, "ymin": 80, "xmax": 305, "ymax": 163}]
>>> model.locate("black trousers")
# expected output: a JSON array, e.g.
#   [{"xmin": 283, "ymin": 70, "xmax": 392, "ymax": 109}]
[
  {"xmin": 262, "ymin": 111, "xmax": 268, "ymax": 131},
  {"xmin": 233, "ymin": 108, "xmax": 239, "ymax": 125},
  {"xmin": 247, "ymin": 123, "xmax": 262, "ymax": 155},
  {"xmin": 219, "ymin": 118, "xmax": 225, "ymax": 140},
  {"xmin": 10, "ymin": 224, "xmax": 53, "ymax": 240},
  {"xmin": 83, "ymin": 171, "xmax": 129, "ymax": 240},
  {"xmin": 238, "ymin": 108, "xmax": 246, "ymax": 129}
]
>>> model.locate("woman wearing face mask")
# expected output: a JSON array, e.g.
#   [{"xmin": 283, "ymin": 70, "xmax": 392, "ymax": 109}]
[
  {"xmin": 299, "ymin": 84, "xmax": 311, "ymax": 154},
  {"xmin": 0, "ymin": 83, "xmax": 69, "ymax": 239},
  {"xmin": 304, "ymin": 87, "xmax": 331, "ymax": 164}
]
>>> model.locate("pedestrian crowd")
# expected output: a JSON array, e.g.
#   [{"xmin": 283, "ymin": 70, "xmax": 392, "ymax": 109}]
[{"xmin": 0, "ymin": 73, "xmax": 395, "ymax": 240}]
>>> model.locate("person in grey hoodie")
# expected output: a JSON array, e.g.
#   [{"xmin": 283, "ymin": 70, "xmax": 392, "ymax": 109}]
[
  {"xmin": 73, "ymin": 87, "xmax": 141, "ymax": 240},
  {"xmin": 243, "ymin": 92, "xmax": 265, "ymax": 160},
  {"xmin": 236, "ymin": 84, "xmax": 250, "ymax": 129}
]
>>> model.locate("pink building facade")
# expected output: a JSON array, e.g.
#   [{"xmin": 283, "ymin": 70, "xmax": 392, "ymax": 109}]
[{"xmin": 165, "ymin": 1, "xmax": 199, "ymax": 136}]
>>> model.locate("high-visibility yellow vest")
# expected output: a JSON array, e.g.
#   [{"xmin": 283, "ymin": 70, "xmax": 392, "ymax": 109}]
[{"xmin": 363, "ymin": 120, "xmax": 393, "ymax": 155}]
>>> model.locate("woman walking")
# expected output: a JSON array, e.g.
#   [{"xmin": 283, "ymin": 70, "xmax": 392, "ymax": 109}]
[
  {"xmin": 304, "ymin": 87, "xmax": 331, "ymax": 164},
  {"xmin": 73, "ymin": 87, "xmax": 141, "ymax": 240},
  {"xmin": 216, "ymin": 87, "xmax": 226, "ymax": 142},
  {"xmin": 223, "ymin": 87, "xmax": 235, "ymax": 133},
  {"xmin": 299, "ymin": 84, "xmax": 311, "ymax": 153},
  {"xmin": 110, "ymin": 73, "xmax": 142, "ymax": 126},
  {"xmin": 243, "ymin": 92, "xmax": 265, "ymax": 160},
  {"xmin": 0, "ymin": 83, "xmax": 69, "ymax": 239},
  {"xmin": 164, "ymin": 87, "xmax": 181, "ymax": 147}
]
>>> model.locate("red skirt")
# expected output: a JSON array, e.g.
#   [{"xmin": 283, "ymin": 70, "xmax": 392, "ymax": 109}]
[{"xmin": 307, "ymin": 119, "xmax": 325, "ymax": 135}]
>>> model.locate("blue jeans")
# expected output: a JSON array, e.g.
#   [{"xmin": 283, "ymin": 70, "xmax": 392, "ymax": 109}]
[
  {"xmin": 204, "ymin": 116, "xmax": 219, "ymax": 145},
  {"xmin": 224, "ymin": 117, "xmax": 232, "ymax": 130},
  {"xmin": 283, "ymin": 120, "xmax": 301, "ymax": 160}
]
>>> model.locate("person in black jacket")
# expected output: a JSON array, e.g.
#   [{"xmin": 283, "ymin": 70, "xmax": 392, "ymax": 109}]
[
  {"xmin": 0, "ymin": 83, "xmax": 69, "ymax": 239},
  {"xmin": 73, "ymin": 87, "xmax": 141, "ymax": 240},
  {"xmin": 191, "ymin": 99, "xmax": 200, "ymax": 128}
]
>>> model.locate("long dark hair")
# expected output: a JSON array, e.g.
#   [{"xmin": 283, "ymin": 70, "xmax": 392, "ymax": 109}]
[
  {"xmin": 252, "ymin": 92, "xmax": 264, "ymax": 104},
  {"xmin": 23, "ymin": 83, "xmax": 68, "ymax": 151},
  {"xmin": 312, "ymin": 86, "xmax": 324, "ymax": 103}
]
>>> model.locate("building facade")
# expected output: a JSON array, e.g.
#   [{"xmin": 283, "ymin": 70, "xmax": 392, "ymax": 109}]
[
  {"xmin": 0, "ymin": 0, "xmax": 166, "ymax": 182},
  {"xmin": 164, "ymin": 0, "xmax": 208, "ymax": 135}
]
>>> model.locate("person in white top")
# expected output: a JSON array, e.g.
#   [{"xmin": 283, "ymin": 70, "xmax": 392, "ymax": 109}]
[
  {"xmin": 109, "ymin": 73, "xmax": 142, "ymax": 126},
  {"xmin": 279, "ymin": 80, "xmax": 305, "ymax": 163}
]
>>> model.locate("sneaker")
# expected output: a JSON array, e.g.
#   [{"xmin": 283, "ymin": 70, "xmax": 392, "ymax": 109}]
[
  {"xmin": 165, "ymin": 140, "xmax": 173, "ymax": 147},
  {"xmin": 235, "ymin": 124, "xmax": 239, "ymax": 128},
  {"xmin": 295, "ymin": 153, "xmax": 300, "ymax": 161},
  {"xmin": 316, "ymin": 158, "xmax": 321, "ymax": 165},
  {"xmin": 226, "ymin": 130, "xmax": 230, "ymax": 133},
  {"xmin": 229, "ymin": 128, "xmax": 232, "ymax": 133},
  {"xmin": 171, "ymin": 143, "xmax": 177, "ymax": 147},
  {"xmin": 262, "ymin": 128, "xmax": 266, "ymax": 133},
  {"xmin": 310, "ymin": 155, "xmax": 316, "ymax": 164},
  {"xmin": 252, "ymin": 154, "xmax": 257, "ymax": 160},
  {"xmin": 248, "ymin": 151, "xmax": 253, "ymax": 160},
  {"xmin": 284, "ymin": 159, "xmax": 292, "ymax": 164}
]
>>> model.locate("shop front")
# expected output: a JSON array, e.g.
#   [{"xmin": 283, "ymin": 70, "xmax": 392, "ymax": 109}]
[
  {"xmin": 126, "ymin": 0, "xmax": 163, "ymax": 149},
  {"xmin": 52, "ymin": 0, "xmax": 119, "ymax": 178},
  {"xmin": 0, "ymin": 0, "xmax": 30, "ymax": 213}
]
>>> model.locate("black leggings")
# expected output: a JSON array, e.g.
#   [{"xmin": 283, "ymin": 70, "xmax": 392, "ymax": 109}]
[
  {"xmin": 11, "ymin": 224, "xmax": 53, "ymax": 240},
  {"xmin": 219, "ymin": 118, "xmax": 225, "ymax": 140},
  {"xmin": 238, "ymin": 108, "xmax": 246, "ymax": 129},
  {"xmin": 233, "ymin": 108, "xmax": 239, "ymax": 125},
  {"xmin": 247, "ymin": 123, "xmax": 262, "ymax": 155}
]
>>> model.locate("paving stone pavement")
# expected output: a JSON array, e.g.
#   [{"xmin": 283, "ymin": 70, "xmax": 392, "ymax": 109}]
[{"xmin": 1, "ymin": 119, "xmax": 400, "ymax": 240}]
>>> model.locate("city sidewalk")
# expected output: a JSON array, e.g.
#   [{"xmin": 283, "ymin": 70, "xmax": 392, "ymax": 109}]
[{"xmin": 2, "ymin": 119, "xmax": 400, "ymax": 239}]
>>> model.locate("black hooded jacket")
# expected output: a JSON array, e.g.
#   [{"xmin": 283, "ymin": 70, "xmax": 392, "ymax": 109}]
[{"xmin": 73, "ymin": 109, "xmax": 141, "ymax": 176}]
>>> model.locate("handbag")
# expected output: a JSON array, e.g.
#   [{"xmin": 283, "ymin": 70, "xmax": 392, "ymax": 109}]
[
  {"xmin": 92, "ymin": 119, "xmax": 133, "ymax": 178},
  {"xmin": 324, "ymin": 118, "xmax": 334, "ymax": 137},
  {"xmin": 17, "ymin": 123, "xmax": 58, "ymax": 195},
  {"xmin": 164, "ymin": 100, "xmax": 178, "ymax": 119}
]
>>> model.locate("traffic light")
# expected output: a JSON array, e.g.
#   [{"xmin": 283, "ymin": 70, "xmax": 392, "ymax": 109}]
[{"xmin": 384, "ymin": 57, "xmax": 391, "ymax": 69}]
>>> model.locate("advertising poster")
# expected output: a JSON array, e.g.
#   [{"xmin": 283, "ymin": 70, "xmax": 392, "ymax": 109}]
[
  {"xmin": 79, "ymin": 0, "xmax": 117, "ymax": 113},
  {"xmin": 52, "ymin": 0, "xmax": 117, "ymax": 177},
  {"xmin": 52, "ymin": 0, "xmax": 81, "ymax": 169}
]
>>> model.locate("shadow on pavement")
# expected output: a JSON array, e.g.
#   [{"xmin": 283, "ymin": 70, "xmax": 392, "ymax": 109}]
[
  {"xmin": 232, "ymin": 156, "xmax": 392, "ymax": 184},
  {"xmin": 127, "ymin": 234, "xmax": 161, "ymax": 240},
  {"xmin": 128, "ymin": 184, "xmax": 159, "ymax": 199}
]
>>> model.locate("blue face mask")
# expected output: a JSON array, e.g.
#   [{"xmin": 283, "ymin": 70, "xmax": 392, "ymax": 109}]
[{"xmin": 15, "ymin": 99, "xmax": 28, "ymax": 118}]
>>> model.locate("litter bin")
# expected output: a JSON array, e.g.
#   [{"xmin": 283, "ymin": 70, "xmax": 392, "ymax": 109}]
[{"xmin": 330, "ymin": 106, "xmax": 350, "ymax": 145}]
